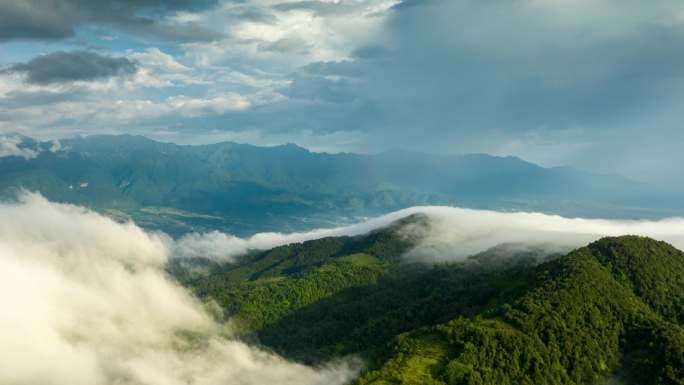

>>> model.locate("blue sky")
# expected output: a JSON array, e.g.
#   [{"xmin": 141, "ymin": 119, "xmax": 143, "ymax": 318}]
[{"xmin": 1, "ymin": 0, "xmax": 684, "ymax": 189}]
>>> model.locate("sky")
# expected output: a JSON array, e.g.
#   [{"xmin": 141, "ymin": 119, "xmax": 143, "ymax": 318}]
[{"xmin": 0, "ymin": 0, "xmax": 683, "ymax": 188}]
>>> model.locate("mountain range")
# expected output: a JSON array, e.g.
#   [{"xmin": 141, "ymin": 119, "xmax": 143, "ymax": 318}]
[
  {"xmin": 172, "ymin": 214, "xmax": 684, "ymax": 385},
  {"xmin": 3, "ymin": 134, "xmax": 684, "ymax": 384},
  {"xmin": 0, "ymin": 134, "xmax": 676, "ymax": 235}
]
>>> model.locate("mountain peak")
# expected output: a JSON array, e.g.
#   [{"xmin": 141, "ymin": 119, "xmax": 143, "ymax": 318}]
[
  {"xmin": 274, "ymin": 142, "xmax": 309, "ymax": 152},
  {"xmin": 582, "ymin": 235, "xmax": 684, "ymax": 322}
]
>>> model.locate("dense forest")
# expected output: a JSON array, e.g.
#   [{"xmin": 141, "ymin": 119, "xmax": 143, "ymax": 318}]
[{"xmin": 172, "ymin": 217, "xmax": 684, "ymax": 385}]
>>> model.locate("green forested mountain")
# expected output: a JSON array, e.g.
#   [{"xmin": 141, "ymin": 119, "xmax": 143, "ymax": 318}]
[
  {"xmin": 0, "ymin": 134, "xmax": 673, "ymax": 235},
  {"xmin": 176, "ymin": 217, "xmax": 684, "ymax": 385}
]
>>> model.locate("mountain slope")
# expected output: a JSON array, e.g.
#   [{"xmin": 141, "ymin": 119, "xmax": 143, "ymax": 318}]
[
  {"xmin": 356, "ymin": 236, "xmax": 684, "ymax": 385},
  {"xmin": 177, "ymin": 218, "xmax": 684, "ymax": 385},
  {"xmin": 0, "ymin": 134, "xmax": 672, "ymax": 235}
]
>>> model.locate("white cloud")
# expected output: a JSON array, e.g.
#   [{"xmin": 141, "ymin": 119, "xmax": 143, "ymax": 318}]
[
  {"xmin": 0, "ymin": 92, "xmax": 254, "ymax": 138},
  {"xmin": 216, "ymin": 69, "xmax": 292, "ymax": 89},
  {"xmin": 173, "ymin": 208, "xmax": 420, "ymax": 261},
  {"xmin": 0, "ymin": 134, "xmax": 39, "ymax": 159},
  {"xmin": 83, "ymin": 94, "xmax": 251, "ymax": 121},
  {"xmin": 0, "ymin": 192, "xmax": 358, "ymax": 385},
  {"xmin": 3, "ymin": 191, "xmax": 682, "ymax": 385},
  {"xmin": 129, "ymin": 48, "xmax": 191, "ymax": 73},
  {"xmin": 0, "ymin": 1, "xmax": 398, "ymax": 142},
  {"xmin": 174, "ymin": 206, "xmax": 684, "ymax": 263},
  {"xmin": 123, "ymin": 48, "xmax": 209, "ymax": 89},
  {"xmin": 181, "ymin": 0, "xmax": 399, "ymax": 69},
  {"xmin": 393, "ymin": 207, "xmax": 684, "ymax": 263},
  {"xmin": 168, "ymin": 94, "xmax": 251, "ymax": 116}
]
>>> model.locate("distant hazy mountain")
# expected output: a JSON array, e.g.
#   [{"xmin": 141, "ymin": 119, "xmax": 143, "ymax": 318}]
[{"xmin": 0, "ymin": 134, "xmax": 675, "ymax": 235}]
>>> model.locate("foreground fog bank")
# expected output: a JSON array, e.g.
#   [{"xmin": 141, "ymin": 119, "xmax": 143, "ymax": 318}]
[
  {"xmin": 395, "ymin": 207, "xmax": 684, "ymax": 262},
  {"xmin": 0, "ymin": 193, "xmax": 357, "ymax": 385},
  {"xmin": 175, "ymin": 206, "xmax": 684, "ymax": 263},
  {"xmin": 4, "ymin": 192, "xmax": 684, "ymax": 385}
]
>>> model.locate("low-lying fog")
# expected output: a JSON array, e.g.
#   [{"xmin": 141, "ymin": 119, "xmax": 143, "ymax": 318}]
[
  {"xmin": 0, "ymin": 193, "xmax": 357, "ymax": 385},
  {"xmin": 4, "ymin": 192, "xmax": 684, "ymax": 385},
  {"xmin": 175, "ymin": 205, "xmax": 684, "ymax": 263}
]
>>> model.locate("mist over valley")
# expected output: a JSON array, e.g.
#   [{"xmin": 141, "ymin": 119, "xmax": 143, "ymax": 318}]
[{"xmin": 3, "ymin": 0, "xmax": 684, "ymax": 383}]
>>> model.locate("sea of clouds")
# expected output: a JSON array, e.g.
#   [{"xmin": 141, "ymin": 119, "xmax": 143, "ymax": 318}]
[
  {"xmin": 174, "ymin": 206, "xmax": 684, "ymax": 263},
  {"xmin": 0, "ymin": 193, "xmax": 357, "ymax": 385},
  {"xmin": 4, "ymin": 192, "xmax": 684, "ymax": 385}
]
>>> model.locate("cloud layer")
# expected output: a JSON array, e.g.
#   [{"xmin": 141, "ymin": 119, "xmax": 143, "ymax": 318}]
[
  {"xmin": 3, "ymin": 192, "xmax": 684, "ymax": 385},
  {"xmin": 0, "ymin": 192, "xmax": 357, "ymax": 385},
  {"xmin": 395, "ymin": 207, "xmax": 684, "ymax": 263},
  {"xmin": 175, "ymin": 206, "xmax": 684, "ymax": 263},
  {"xmin": 0, "ymin": 0, "xmax": 220, "ymax": 42},
  {"xmin": 0, "ymin": 134, "xmax": 40, "ymax": 158},
  {"xmin": 8, "ymin": 51, "xmax": 138, "ymax": 84},
  {"xmin": 3, "ymin": 1, "xmax": 684, "ymax": 189}
]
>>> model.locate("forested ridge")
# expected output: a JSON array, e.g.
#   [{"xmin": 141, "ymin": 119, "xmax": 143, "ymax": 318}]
[{"xmin": 173, "ymin": 218, "xmax": 684, "ymax": 385}]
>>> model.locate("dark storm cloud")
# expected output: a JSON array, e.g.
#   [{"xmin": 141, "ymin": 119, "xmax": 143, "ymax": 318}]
[
  {"xmin": 274, "ymin": 0, "xmax": 684, "ymax": 153},
  {"xmin": 8, "ymin": 51, "xmax": 138, "ymax": 84},
  {"xmin": 0, "ymin": 0, "xmax": 219, "ymax": 41},
  {"xmin": 5, "ymin": 0, "xmax": 684, "ymax": 189}
]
